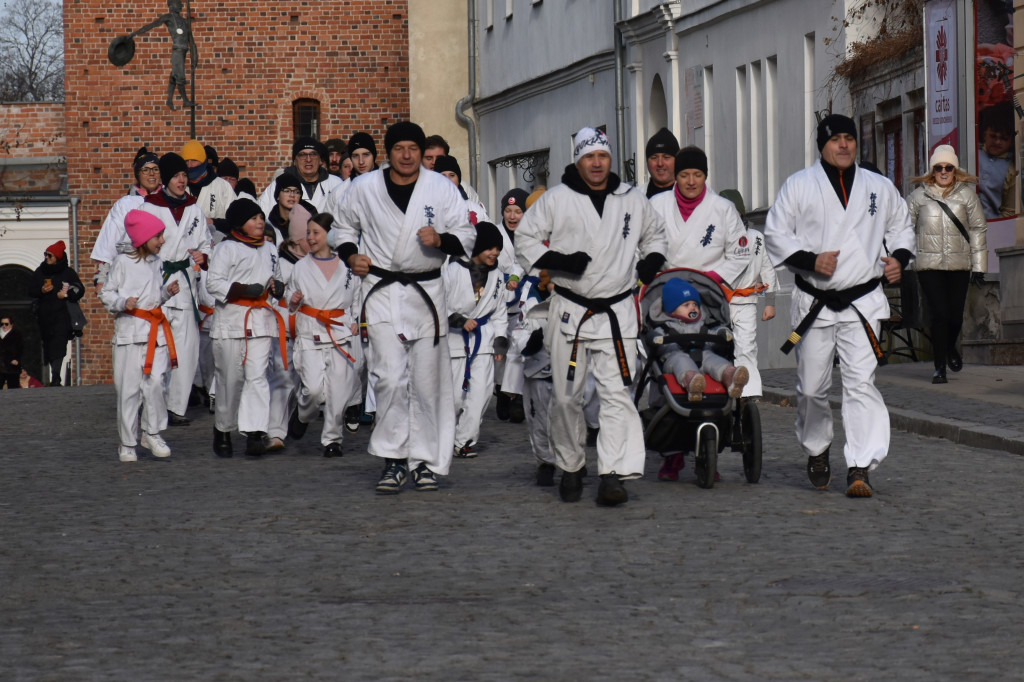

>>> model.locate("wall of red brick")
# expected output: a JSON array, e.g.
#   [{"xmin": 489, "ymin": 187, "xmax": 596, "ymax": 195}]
[
  {"xmin": 63, "ymin": 0, "xmax": 410, "ymax": 383},
  {"xmin": 0, "ymin": 103, "xmax": 66, "ymax": 159}
]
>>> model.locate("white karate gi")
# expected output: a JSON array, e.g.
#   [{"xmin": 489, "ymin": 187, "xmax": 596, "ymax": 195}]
[
  {"xmin": 191, "ymin": 176, "xmax": 236, "ymax": 222},
  {"xmin": 328, "ymin": 168, "xmax": 476, "ymax": 475},
  {"xmin": 92, "ymin": 193, "xmax": 145, "ymax": 265},
  {"xmin": 651, "ymin": 187, "xmax": 751, "ymax": 284},
  {"xmin": 206, "ymin": 238, "xmax": 284, "ymax": 434},
  {"xmin": 285, "ymin": 254, "xmax": 360, "ymax": 446},
  {"xmin": 99, "ymin": 253, "xmax": 176, "ymax": 448},
  {"xmin": 140, "ymin": 196, "xmax": 213, "ymax": 416},
  {"xmin": 510, "ymin": 298, "xmax": 555, "ymax": 466},
  {"xmin": 258, "ymin": 170, "xmax": 344, "ymax": 215},
  {"xmin": 765, "ymin": 162, "xmax": 915, "ymax": 469},
  {"xmin": 515, "ymin": 178, "xmax": 667, "ymax": 478},
  {"xmin": 267, "ymin": 257, "xmax": 297, "ymax": 441},
  {"xmin": 445, "ymin": 260, "xmax": 509, "ymax": 451},
  {"xmin": 727, "ymin": 228, "xmax": 780, "ymax": 397}
]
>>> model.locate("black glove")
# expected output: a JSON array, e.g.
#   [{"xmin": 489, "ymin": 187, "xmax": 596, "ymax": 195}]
[
  {"xmin": 522, "ymin": 328, "xmax": 544, "ymax": 356},
  {"xmin": 970, "ymin": 272, "xmax": 985, "ymax": 286},
  {"xmin": 533, "ymin": 250, "xmax": 591, "ymax": 276},
  {"xmin": 269, "ymin": 279, "xmax": 286, "ymax": 299},
  {"xmin": 636, "ymin": 252, "xmax": 666, "ymax": 285}
]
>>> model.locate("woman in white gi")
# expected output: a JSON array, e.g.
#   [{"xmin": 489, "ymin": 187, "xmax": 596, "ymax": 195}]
[
  {"xmin": 141, "ymin": 152, "xmax": 214, "ymax": 426},
  {"xmin": 515, "ymin": 126, "xmax": 667, "ymax": 507},
  {"xmin": 765, "ymin": 114, "xmax": 915, "ymax": 498},
  {"xmin": 285, "ymin": 212, "xmax": 360, "ymax": 458},
  {"xmin": 445, "ymin": 221, "xmax": 509, "ymax": 458},
  {"xmin": 206, "ymin": 199, "xmax": 287, "ymax": 458},
  {"xmin": 495, "ymin": 188, "xmax": 530, "ymax": 423},
  {"xmin": 328, "ymin": 121, "xmax": 476, "ymax": 494},
  {"xmin": 99, "ymin": 210, "xmax": 181, "ymax": 462},
  {"xmin": 649, "ymin": 146, "xmax": 750, "ymax": 284},
  {"xmin": 905, "ymin": 145, "xmax": 987, "ymax": 384}
]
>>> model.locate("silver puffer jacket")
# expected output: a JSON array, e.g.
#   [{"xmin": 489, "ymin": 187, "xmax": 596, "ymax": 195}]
[{"xmin": 906, "ymin": 181, "xmax": 988, "ymax": 272}]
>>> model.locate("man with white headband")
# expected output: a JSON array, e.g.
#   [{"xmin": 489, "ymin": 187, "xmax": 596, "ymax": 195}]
[{"xmin": 515, "ymin": 126, "xmax": 667, "ymax": 507}]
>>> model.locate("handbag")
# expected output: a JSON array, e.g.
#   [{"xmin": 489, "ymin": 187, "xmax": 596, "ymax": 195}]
[{"xmin": 67, "ymin": 300, "xmax": 88, "ymax": 337}]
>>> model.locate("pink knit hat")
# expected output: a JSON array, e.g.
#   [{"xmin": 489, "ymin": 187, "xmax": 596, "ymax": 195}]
[{"xmin": 125, "ymin": 209, "xmax": 165, "ymax": 248}]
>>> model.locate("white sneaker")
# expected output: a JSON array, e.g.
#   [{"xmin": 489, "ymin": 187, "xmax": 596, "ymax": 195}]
[
  {"xmin": 141, "ymin": 432, "xmax": 172, "ymax": 458},
  {"xmin": 118, "ymin": 446, "xmax": 138, "ymax": 462}
]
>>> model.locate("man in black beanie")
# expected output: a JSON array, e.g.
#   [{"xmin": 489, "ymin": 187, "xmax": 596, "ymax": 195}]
[
  {"xmin": 645, "ymin": 127, "xmax": 680, "ymax": 198},
  {"xmin": 327, "ymin": 120, "xmax": 475, "ymax": 495},
  {"xmin": 765, "ymin": 113, "xmax": 915, "ymax": 499},
  {"xmin": 324, "ymin": 138, "xmax": 347, "ymax": 177},
  {"xmin": 218, "ymin": 158, "xmax": 240, "ymax": 190},
  {"xmin": 256, "ymin": 136, "xmax": 343, "ymax": 214},
  {"xmin": 347, "ymin": 132, "xmax": 379, "ymax": 177},
  {"xmin": 140, "ymin": 151, "xmax": 212, "ymax": 426}
]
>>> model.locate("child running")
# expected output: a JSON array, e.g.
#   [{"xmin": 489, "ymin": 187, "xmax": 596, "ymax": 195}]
[
  {"xmin": 99, "ymin": 209, "xmax": 181, "ymax": 462},
  {"xmin": 285, "ymin": 212, "xmax": 360, "ymax": 457}
]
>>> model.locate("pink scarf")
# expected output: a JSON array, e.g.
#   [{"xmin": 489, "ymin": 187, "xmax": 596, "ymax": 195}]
[{"xmin": 674, "ymin": 184, "xmax": 706, "ymax": 221}]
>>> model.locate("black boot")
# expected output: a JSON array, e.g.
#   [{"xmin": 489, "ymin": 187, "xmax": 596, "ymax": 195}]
[
  {"xmin": 213, "ymin": 428, "xmax": 233, "ymax": 458},
  {"xmin": 246, "ymin": 431, "xmax": 268, "ymax": 457},
  {"xmin": 495, "ymin": 387, "xmax": 511, "ymax": 421},
  {"xmin": 508, "ymin": 395, "xmax": 526, "ymax": 423},
  {"xmin": 559, "ymin": 468, "xmax": 584, "ymax": 502},
  {"xmin": 596, "ymin": 474, "xmax": 628, "ymax": 506},
  {"xmin": 287, "ymin": 407, "xmax": 307, "ymax": 440}
]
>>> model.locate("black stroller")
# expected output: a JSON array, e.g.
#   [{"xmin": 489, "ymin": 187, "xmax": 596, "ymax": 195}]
[{"xmin": 633, "ymin": 268, "xmax": 762, "ymax": 488}]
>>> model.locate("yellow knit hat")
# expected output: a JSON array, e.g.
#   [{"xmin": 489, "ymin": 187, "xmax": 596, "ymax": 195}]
[{"xmin": 181, "ymin": 139, "xmax": 206, "ymax": 163}]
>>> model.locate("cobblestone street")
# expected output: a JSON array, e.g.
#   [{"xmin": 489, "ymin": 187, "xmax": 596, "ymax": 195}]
[{"xmin": 1, "ymin": 385, "xmax": 1022, "ymax": 681}]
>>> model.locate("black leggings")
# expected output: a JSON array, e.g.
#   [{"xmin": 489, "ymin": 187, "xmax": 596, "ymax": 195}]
[{"xmin": 917, "ymin": 270, "xmax": 970, "ymax": 370}]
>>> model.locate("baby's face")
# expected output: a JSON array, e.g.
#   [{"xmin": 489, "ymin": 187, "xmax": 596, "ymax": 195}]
[{"xmin": 671, "ymin": 300, "xmax": 700, "ymax": 320}]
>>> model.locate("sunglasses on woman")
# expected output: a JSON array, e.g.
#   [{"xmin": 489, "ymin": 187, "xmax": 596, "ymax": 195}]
[{"xmin": 933, "ymin": 164, "xmax": 955, "ymax": 173}]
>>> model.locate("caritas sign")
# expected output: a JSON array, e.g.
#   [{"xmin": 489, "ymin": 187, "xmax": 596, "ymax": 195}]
[{"xmin": 926, "ymin": 0, "xmax": 958, "ymax": 154}]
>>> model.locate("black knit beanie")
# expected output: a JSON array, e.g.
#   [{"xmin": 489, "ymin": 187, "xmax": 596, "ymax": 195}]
[
  {"xmin": 646, "ymin": 127, "xmax": 680, "ymax": 158},
  {"xmin": 433, "ymin": 155, "xmax": 462, "ymax": 183},
  {"xmin": 674, "ymin": 146, "xmax": 708, "ymax": 175},
  {"xmin": 472, "ymin": 221, "xmax": 504, "ymax": 257},
  {"xmin": 816, "ymin": 114, "xmax": 857, "ymax": 152},
  {"xmin": 384, "ymin": 121, "xmax": 427, "ymax": 155},
  {"xmin": 226, "ymin": 198, "xmax": 264, "ymax": 231},
  {"xmin": 158, "ymin": 152, "xmax": 189, "ymax": 186},
  {"xmin": 348, "ymin": 132, "xmax": 377, "ymax": 160},
  {"xmin": 292, "ymin": 137, "xmax": 327, "ymax": 164},
  {"xmin": 500, "ymin": 188, "xmax": 529, "ymax": 213},
  {"xmin": 274, "ymin": 172, "xmax": 302, "ymax": 199},
  {"xmin": 218, "ymin": 157, "xmax": 239, "ymax": 179}
]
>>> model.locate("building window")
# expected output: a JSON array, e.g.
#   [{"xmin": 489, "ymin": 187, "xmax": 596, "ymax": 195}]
[{"xmin": 293, "ymin": 99, "xmax": 320, "ymax": 140}]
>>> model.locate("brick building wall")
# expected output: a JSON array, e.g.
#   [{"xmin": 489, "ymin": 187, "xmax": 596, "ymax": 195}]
[
  {"xmin": 64, "ymin": 0, "xmax": 410, "ymax": 383},
  {"xmin": 0, "ymin": 103, "xmax": 67, "ymax": 194}
]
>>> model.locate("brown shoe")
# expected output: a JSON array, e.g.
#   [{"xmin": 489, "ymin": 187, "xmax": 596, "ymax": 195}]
[
  {"xmin": 845, "ymin": 467, "xmax": 874, "ymax": 498},
  {"xmin": 687, "ymin": 374, "xmax": 706, "ymax": 402}
]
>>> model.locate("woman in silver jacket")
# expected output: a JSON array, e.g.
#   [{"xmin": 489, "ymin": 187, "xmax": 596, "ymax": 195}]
[{"xmin": 905, "ymin": 145, "xmax": 987, "ymax": 384}]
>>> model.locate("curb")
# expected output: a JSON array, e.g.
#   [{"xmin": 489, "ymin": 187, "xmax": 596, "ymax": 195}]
[{"xmin": 761, "ymin": 388, "xmax": 1024, "ymax": 457}]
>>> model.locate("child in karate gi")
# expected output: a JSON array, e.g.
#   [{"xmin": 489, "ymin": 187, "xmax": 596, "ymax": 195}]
[
  {"xmin": 285, "ymin": 213, "xmax": 360, "ymax": 458},
  {"xmin": 99, "ymin": 210, "xmax": 181, "ymax": 462},
  {"xmin": 206, "ymin": 199, "xmax": 287, "ymax": 457},
  {"xmin": 444, "ymin": 222, "xmax": 509, "ymax": 457},
  {"xmin": 510, "ymin": 298, "xmax": 556, "ymax": 486}
]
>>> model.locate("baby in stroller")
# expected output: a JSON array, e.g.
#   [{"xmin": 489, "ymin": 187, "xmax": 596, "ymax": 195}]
[{"xmin": 650, "ymin": 278, "xmax": 749, "ymax": 402}]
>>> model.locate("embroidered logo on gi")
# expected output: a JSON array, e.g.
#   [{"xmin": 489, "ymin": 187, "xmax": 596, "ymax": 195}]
[
  {"xmin": 738, "ymin": 236, "xmax": 748, "ymax": 247},
  {"xmin": 561, "ymin": 312, "xmax": 571, "ymax": 324},
  {"xmin": 492, "ymin": 278, "xmax": 502, "ymax": 299},
  {"xmin": 344, "ymin": 269, "xmax": 353, "ymax": 290},
  {"xmin": 868, "ymin": 193, "xmax": 878, "ymax": 216},
  {"xmin": 469, "ymin": 210, "xmax": 478, "ymax": 226},
  {"xmin": 188, "ymin": 217, "xmax": 199, "ymax": 236},
  {"xmin": 754, "ymin": 236, "xmax": 763, "ymax": 256},
  {"xmin": 701, "ymin": 224, "xmax": 716, "ymax": 247},
  {"xmin": 622, "ymin": 212, "xmax": 631, "ymax": 240},
  {"xmin": 424, "ymin": 206, "xmax": 435, "ymax": 227}
]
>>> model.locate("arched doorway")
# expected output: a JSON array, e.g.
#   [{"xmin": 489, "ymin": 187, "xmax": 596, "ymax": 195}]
[
  {"xmin": 0, "ymin": 264, "xmax": 44, "ymax": 381},
  {"xmin": 649, "ymin": 75, "xmax": 668, "ymax": 138}
]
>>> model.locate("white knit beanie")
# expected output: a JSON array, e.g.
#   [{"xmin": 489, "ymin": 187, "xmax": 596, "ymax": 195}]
[
  {"xmin": 573, "ymin": 127, "xmax": 612, "ymax": 164},
  {"xmin": 929, "ymin": 144, "xmax": 959, "ymax": 169}
]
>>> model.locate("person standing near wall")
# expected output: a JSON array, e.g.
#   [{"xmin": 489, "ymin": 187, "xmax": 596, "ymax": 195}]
[{"xmin": 29, "ymin": 241, "xmax": 85, "ymax": 386}]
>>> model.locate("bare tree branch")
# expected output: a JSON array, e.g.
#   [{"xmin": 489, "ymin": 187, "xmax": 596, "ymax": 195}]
[{"xmin": 0, "ymin": 0, "xmax": 64, "ymax": 102}]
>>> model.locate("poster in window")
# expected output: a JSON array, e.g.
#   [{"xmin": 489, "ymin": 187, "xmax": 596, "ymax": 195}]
[{"xmin": 975, "ymin": 0, "xmax": 1016, "ymax": 219}]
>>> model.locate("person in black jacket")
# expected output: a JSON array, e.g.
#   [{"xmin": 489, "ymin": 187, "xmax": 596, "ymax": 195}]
[
  {"xmin": 0, "ymin": 313, "xmax": 24, "ymax": 389},
  {"xmin": 29, "ymin": 241, "xmax": 85, "ymax": 386}
]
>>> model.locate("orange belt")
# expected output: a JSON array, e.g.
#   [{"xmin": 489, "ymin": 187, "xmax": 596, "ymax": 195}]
[
  {"xmin": 297, "ymin": 305, "xmax": 356, "ymax": 363},
  {"xmin": 198, "ymin": 304, "xmax": 214, "ymax": 330},
  {"xmin": 231, "ymin": 291, "xmax": 289, "ymax": 370},
  {"xmin": 725, "ymin": 283, "xmax": 770, "ymax": 300},
  {"xmin": 124, "ymin": 307, "xmax": 179, "ymax": 374},
  {"xmin": 278, "ymin": 299, "xmax": 297, "ymax": 341}
]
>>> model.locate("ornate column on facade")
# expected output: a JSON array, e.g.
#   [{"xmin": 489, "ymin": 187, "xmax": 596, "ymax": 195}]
[{"xmin": 657, "ymin": 3, "xmax": 682, "ymax": 137}]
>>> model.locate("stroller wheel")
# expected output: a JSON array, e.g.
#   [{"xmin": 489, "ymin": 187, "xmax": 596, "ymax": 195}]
[
  {"xmin": 694, "ymin": 423, "xmax": 717, "ymax": 489},
  {"xmin": 741, "ymin": 400, "xmax": 762, "ymax": 483}
]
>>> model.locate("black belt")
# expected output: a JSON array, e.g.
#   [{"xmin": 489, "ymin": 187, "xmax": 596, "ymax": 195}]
[
  {"xmin": 360, "ymin": 265, "xmax": 442, "ymax": 346},
  {"xmin": 781, "ymin": 275, "xmax": 887, "ymax": 365},
  {"xmin": 554, "ymin": 285, "xmax": 635, "ymax": 386}
]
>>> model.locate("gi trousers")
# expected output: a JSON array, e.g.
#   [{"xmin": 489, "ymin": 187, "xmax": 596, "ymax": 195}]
[
  {"xmin": 164, "ymin": 306, "xmax": 199, "ymax": 415},
  {"xmin": 549, "ymin": 335, "xmax": 645, "ymax": 478},
  {"xmin": 729, "ymin": 303, "xmax": 763, "ymax": 397},
  {"xmin": 113, "ymin": 342, "xmax": 169, "ymax": 447},
  {"xmin": 450, "ymin": 352, "xmax": 495, "ymax": 450},
  {"xmin": 213, "ymin": 337, "xmax": 272, "ymax": 434},
  {"xmin": 366, "ymin": 323, "xmax": 455, "ymax": 475},
  {"xmin": 294, "ymin": 343, "xmax": 360, "ymax": 446},
  {"xmin": 524, "ymin": 377, "xmax": 554, "ymax": 465},
  {"xmin": 267, "ymin": 340, "xmax": 295, "ymax": 440},
  {"xmin": 794, "ymin": 320, "xmax": 889, "ymax": 469}
]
